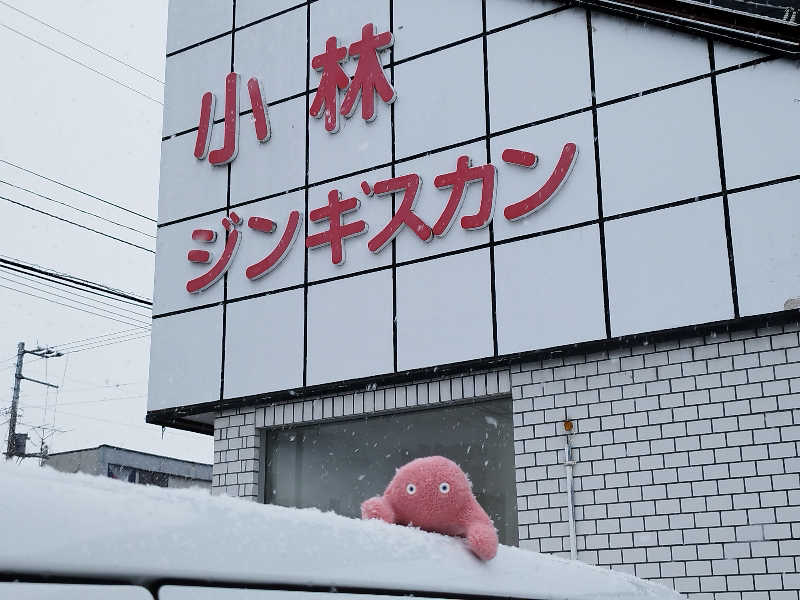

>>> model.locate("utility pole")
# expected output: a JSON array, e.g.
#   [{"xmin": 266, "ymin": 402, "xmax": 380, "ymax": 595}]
[
  {"xmin": 4, "ymin": 342, "xmax": 62, "ymax": 460},
  {"xmin": 5, "ymin": 342, "xmax": 25, "ymax": 460}
]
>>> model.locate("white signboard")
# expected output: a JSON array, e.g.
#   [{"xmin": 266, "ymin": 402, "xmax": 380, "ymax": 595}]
[{"xmin": 149, "ymin": 0, "xmax": 800, "ymax": 416}]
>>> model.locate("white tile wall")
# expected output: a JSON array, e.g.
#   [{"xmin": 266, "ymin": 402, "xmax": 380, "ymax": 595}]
[{"xmin": 213, "ymin": 319, "xmax": 800, "ymax": 600}]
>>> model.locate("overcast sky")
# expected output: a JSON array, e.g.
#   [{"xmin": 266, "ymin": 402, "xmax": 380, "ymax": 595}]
[{"xmin": 0, "ymin": 0, "xmax": 212, "ymax": 464}]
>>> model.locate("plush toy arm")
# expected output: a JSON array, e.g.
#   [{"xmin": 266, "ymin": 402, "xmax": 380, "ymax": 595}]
[
  {"xmin": 361, "ymin": 495, "xmax": 396, "ymax": 523},
  {"xmin": 465, "ymin": 520, "xmax": 499, "ymax": 561}
]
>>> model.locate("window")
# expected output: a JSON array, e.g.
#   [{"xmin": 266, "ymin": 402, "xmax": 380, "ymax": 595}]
[{"xmin": 264, "ymin": 397, "xmax": 518, "ymax": 545}]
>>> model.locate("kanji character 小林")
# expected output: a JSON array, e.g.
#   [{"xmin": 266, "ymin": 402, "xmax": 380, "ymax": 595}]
[
  {"xmin": 340, "ymin": 23, "xmax": 396, "ymax": 122},
  {"xmin": 245, "ymin": 211, "xmax": 302, "ymax": 280},
  {"xmin": 367, "ymin": 174, "xmax": 432, "ymax": 253},
  {"xmin": 309, "ymin": 36, "xmax": 349, "ymax": 133},
  {"xmin": 502, "ymin": 143, "xmax": 578, "ymax": 221},
  {"xmin": 433, "ymin": 155, "xmax": 497, "ymax": 235},
  {"xmin": 306, "ymin": 190, "xmax": 368, "ymax": 265},
  {"xmin": 186, "ymin": 212, "xmax": 243, "ymax": 293}
]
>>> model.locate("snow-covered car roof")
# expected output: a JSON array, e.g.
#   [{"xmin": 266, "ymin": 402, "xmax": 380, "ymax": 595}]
[{"xmin": 0, "ymin": 463, "xmax": 681, "ymax": 600}]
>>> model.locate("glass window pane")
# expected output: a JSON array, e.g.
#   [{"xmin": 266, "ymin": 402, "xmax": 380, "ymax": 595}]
[{"xmin": 265, "ymin": 397, "xmax": 517, "ymax": 545}]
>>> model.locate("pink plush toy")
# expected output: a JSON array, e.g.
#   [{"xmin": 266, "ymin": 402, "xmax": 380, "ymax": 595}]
[{"xmin": 361, "ymin": 456, "xmax": 499, "ymax": 560}]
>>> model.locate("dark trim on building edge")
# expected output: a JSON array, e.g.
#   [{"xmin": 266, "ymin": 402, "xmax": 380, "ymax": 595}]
[{"xmin": 147, "ymin": 308, "xmax": 800, "ymax": 434}]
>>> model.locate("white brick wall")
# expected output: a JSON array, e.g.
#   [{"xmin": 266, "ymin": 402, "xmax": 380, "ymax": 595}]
[{"xmin": 214, "ymin": 319, "xmax": 800, "ymax": 600}]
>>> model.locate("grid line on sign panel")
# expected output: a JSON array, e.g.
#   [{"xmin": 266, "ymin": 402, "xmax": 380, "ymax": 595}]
[
  {"xmin": 220, "ymin": 0, "xmax": 237, "ymax": 403},
  {"xmin": 152, "ymin": 166, "xmax": 800, "ymax": 322},
  {"xmin": 390, "ymin": 0, "xmax": 398, "ymax": 374},
  {"xmin": 482, "ymin": 0, "xmax": 499, "ymax": 358},
  {"xmin": 708, "ymin": 39, "xmax": 740, "ymax": 320},
  {"xmin": 586, "ymin": 9, "xmax": 612, "ymax": 340},
  {"xmin": 303, "ymin": 0, "xmax": 311, "ymax": 388}
]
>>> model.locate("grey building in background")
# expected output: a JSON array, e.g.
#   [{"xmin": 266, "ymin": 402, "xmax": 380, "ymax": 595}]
[{"xmin": 46, "ymin": 445, "xmax": 211, "ymax": 490}]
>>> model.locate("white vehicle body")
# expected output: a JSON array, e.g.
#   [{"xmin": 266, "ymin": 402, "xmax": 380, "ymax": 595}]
[{"xmin": 0, "ymin": 463, "xmax": 683, "ymax": 600}]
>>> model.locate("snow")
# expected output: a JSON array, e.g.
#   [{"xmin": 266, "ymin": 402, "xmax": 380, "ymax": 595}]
[{"xmin": 0, "ymin": 462, "xmax": 682, "ymax": 600}]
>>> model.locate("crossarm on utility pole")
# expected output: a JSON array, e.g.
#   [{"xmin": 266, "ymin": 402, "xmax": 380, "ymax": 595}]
[{"xmin": 19, "ymin": 375, "xmax": 59, "ymax": 389}]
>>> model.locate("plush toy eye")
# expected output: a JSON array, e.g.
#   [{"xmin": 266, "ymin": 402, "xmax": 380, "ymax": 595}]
[
  {"xmin": 439, "ymin": 482, "xmax": 450, "ymax": 494},
  {"xmin": 406, "ymin": 483, "xmax": 416, "ymax": 495}
]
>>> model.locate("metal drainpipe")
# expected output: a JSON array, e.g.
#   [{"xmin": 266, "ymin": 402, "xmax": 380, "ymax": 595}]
[{"xmin": 563, "ymin": 433, "xmax": 578, "ymax": 561}]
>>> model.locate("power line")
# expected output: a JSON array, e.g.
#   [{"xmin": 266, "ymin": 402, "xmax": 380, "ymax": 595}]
[
  {"xmin": 0, "ymin": 256, "xmax": 153, "ymax": 306},
  {"xmin": 0, "ymin": 273, "xmax": 152, "ymax": 323},
  {"xmin": 0, "ymin": 263, "xmax": 152, "ymax": 311},
  {"xmin": 51, "ymin": 329, "xmax": 146, "ymax": 352},
  {"xmin": 0, "ymin": 178, "xmax": 155, "ymax": 239},
  {"xmin": 61, "ymin": 332, "xmax": 151, "ymax": 355},
  {"xmin": 26, "ymin": 393, "xmax": 147, "ymax": 408},
  {"xmin": 0, "ymin": 21, "xmax": 163, "ymax": 105},
  {"xmin": 0, "ymin": 0, "xmax": 164, "ymax": 84},
  {"xmin": 0, "ymin": 267, "xmax": 153, "ymax": 318},
  {"xmin": 0, "ymin": 158, "xmax": 156, "ymax": 223},
  {"xmin": 0, "ymin": 282, "xmax": 152, "ymax": 329},
  {"xmin": 0, "ymin": 193, "xmax": 155, "ymax": 254}
]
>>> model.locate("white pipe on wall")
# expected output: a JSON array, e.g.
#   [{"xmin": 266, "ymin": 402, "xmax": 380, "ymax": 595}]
[{"xmin": 563, "ymin": 435, "xmax": 577, "ymax": 561}]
